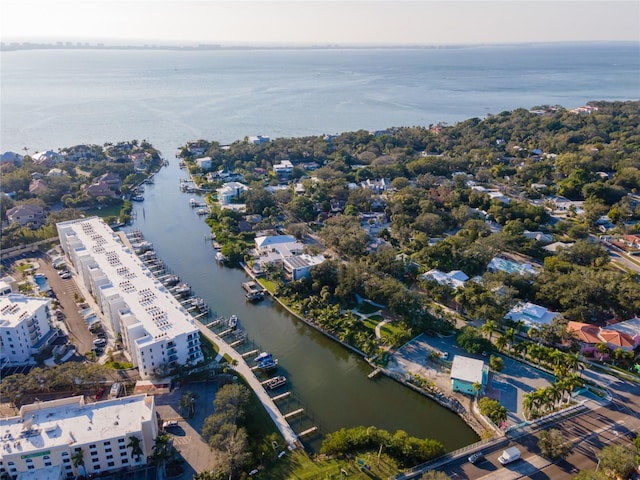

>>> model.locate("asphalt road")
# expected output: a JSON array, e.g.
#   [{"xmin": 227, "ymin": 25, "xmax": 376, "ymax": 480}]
[{"xmin": 34, "ymin": 254, "xmax": 96, "ymax": 354}]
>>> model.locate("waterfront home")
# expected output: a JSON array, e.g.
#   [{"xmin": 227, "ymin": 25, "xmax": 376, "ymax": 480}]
[
  {"xmin": 248, "ymin": 135, "xmax": 270, "ymax": 145},
  {"xmin": 31, "ymin": 150, "xmax": 63, "ymax": 167},
  {"xmin": 95, "ymin": 172, "xmax": 122, "ymax": 191},
  {"xmin": 0, "ymin": 151, "xmax": 23, "ymax": 166},
  {"xmin": 84, "ymin": 181, "xmax": 117, "ymax": 198},
  {"xmin": 450, "ymin": 355, "xmax": 488, "ymax": 395},
  {"xmin": 282, "ymin": 253, "xmax": 326, "ymax": 281},
  {"xmin": 217, "ymin": 181, "xmax": 249, "ymax": 211},
  {"xmin": 195, "ymin": 156, "xmax": 213, "ymax": 170},
  {"xmin": 47, "ymin": 167, "xmax": 66, "ymax": 177},
  {"xmin": 504, "ymin": 302, "xmax": 559, "ymax": 330}
]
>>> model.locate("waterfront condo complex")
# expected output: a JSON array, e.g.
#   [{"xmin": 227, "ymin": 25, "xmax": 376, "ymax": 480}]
[
  {"xmin": 0, "ymin": 395, "xmax": 158, "ymax": 479},
  {"xmin": 56, "ymin": 217, "xmax": 203, "ymax": 379}
]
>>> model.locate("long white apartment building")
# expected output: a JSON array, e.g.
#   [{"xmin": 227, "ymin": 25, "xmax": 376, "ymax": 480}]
[
  {"xmin": 0, "ymin": 294, "xmax": 52, "ymax": 365},
  {"xmin": 0, "ymin": 395, "xmax": 158, "ymax": 479},
  {"xmin": 56, "ymin": 217, "xmax": 203, "ymax": 379}
]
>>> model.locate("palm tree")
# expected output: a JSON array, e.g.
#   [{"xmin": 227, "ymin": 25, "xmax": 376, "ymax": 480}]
[
  {"xmin": 127, "ymin": 435, "xmax": 144, "ymax": 465},
  {"xmin": 495, "ymin": 335, "xmax": 507, "ymax": 352},
  {"xmin": 152, "ymin": 434, "xmax": 172, "ymax": 480},
  {"xmin": 71, "ymin": 448, "xmax": 85, "ymax": 478},
  {"xmin": 547, "ymin": 383, "xmax": 563, "ymax": 410},
  {"xmin": 522, "ymin": 391, "xmax": 536, "ymax": 420},
  {"xmin": 481, "ymin": 320, "xmax": 498, "ymax": 342}
]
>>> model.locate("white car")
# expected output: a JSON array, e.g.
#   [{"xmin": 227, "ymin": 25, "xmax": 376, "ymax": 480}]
[
  {"xmin": 60, "ymin": 272, "xmax": 71, "ymax": 279},
  {"xmin": 163, "ymin": 420, "xmax": 178, "ymax": 429}
]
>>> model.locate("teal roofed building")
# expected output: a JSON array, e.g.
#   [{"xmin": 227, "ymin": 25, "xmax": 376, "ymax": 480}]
[{"xmin": 450, "ymin": 355, "xmax": 489, "ymax": 395}]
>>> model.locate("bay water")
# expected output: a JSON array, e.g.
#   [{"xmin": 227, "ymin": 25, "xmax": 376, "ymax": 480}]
[{"xmin": 1, "ymin": 42, "xmax": 639, "ymax": 451}]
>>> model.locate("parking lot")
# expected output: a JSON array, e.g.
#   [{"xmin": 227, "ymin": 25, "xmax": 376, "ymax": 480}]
[
  {"xmin": 154, "ymin": 380, "xmax": 220, "ymax": 476},
  {"xmin": 388, "ymin": 333, "xmax": 555, "ymax": 425}
]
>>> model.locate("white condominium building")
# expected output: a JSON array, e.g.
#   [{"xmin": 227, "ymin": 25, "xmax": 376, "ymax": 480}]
[
  {"xmin": 0, "ymin": 294, "xmax": 52, "ymax": 364},
  {"xmin": 0, "ymin": 395, "xmax": 158, "ymax": 479},
  {"xmin": 56, "ymin": 217, "xmax": 203, "ymax": 379}
]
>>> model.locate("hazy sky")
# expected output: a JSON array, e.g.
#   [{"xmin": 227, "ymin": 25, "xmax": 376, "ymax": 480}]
[{"xmin": 2, "ymin": 0, "xmax": 639, "ymax": 46}]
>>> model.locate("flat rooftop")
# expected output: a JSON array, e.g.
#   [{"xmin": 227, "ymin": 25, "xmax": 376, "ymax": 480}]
[
  {"xmin": 0, "ymin": 395, "xmax": 154, "ymax": 455},
  {"xmin": 58, "ymin": 217, "xmax": 197, "ymax": 340},
  {"xmin": 0, "ymin": 294, "xmax": 50, "ymax": 328}
]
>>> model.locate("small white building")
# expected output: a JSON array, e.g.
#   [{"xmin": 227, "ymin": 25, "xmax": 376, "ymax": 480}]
[
  {"xmin": 0, "ymin": 294, "xmax": 52, "ymax": 364},
  {"xmin": 450, "ymin": 355, "xmax": 488, "ymax": 395},
  {"xmin": 505, "ymin": 302, "xmax": 559, "ymax": 329},
  {"xmin": 0, "ymin": 395, "xmax": 157, "ymax": 479}
]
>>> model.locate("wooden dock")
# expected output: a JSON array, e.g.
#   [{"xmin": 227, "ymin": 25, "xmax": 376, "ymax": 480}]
[
  {"xmin": 242, "ymin": 349, "xmax": 259, "ymax": 359},
  {"xmin": 271, "ymin": 392, "xmax": 291, "ymax": 402},
  {"xmin": 368, "ymin": 368, "xmax": 382, "ymax": 379},
  {"xmin": 283, "ymin": 408, "xmax": 304, "ymax": 420},
  {"xmin": 298, "ymin": 426, "xmax": 318, "ymax": 438}
]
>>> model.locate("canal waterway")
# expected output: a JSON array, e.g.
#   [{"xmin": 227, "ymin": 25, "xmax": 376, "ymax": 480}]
[{"xmin": 127, "ymin": 157, "xmax": 478, "ymax": 452}]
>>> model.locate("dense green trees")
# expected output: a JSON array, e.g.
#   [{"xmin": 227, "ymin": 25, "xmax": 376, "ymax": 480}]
[
  {"xmin": 538, "ymin": 429, "xmax": 571, "ymax": 460},
  {"xmin": 320, "ymin": 426, "xmax": 445, "ymax": 468}
]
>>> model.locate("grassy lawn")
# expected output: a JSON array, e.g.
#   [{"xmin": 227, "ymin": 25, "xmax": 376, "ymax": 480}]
[
  {"xmin": 259, "ymin": 278, "xmax": 277, "ymax": 294},
  {"xmin": 361, "ymin": 317, "xmax": 381, "ymax": 332},
  {"xmin": 84, "ymin": 203, "xmax": 123, "ymax": 218},
  {"xmin": 357, "ymin": 301, "xmax": 382, "ymax": 315},
  {"xmin": 259, "ymin": 449, "xmax": 400, "ymax": 480}
]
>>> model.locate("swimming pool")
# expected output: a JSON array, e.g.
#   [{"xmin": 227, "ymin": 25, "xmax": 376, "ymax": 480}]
[{"xmin": 34, "ymin": 273, "xmax": 50, "ymax": 292}]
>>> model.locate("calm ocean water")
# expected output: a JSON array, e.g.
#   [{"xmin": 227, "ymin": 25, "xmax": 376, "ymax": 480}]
[{"xmin": 1, "ymin": 42, "xmax": 639, "ymax": 156}]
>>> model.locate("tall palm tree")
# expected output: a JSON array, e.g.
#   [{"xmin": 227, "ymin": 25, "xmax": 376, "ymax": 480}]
[
  {"xmin": 127, "ymin": 435, "xmax": 144, "ymax": 465},
  {"xmin": 71, "ymin": 448, "xmax": 85, "ymax": 478},
  {"xmin": 481, "ymin": 320, "xmax": 498, "ymax": 342},
  {"xmin": 152, "ymin": 434, "xmax": 172, "ymax": 480}
]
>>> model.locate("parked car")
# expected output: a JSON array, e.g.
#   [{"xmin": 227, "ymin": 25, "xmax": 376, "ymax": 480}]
[
  {"xmin": 93, "ymin": 338, "xmax": 106, "ymax": 348},
  {"xmin": 163, "ymin": 420, "xmax": 178, "ymax": 429},
  {"xmin": 468, "ymin": 452, "xmax": 485, "ymax": 464},
  {"xmin": 60, "ymin": 272, "xmax": 71, "ymax": 279}
]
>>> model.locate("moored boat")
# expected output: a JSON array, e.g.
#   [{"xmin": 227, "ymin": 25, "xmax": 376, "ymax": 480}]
[
  {"xmin": 228, "ymin": 314, "xmax": 238, "ymax": 329},
  {"xmin": 257, "ymin": 358, "xmax": 278, "ymax": 371},
  {"xmin": 242, "ymin": 281, "xmax": 265, "ymax": 302},
  {"xmin": 264, "ymin": 375, "xmax": 287, "ymax": 390},
  {"xmin": 254, "ymin": 352, "xmax": 272, "ymax": 363}
]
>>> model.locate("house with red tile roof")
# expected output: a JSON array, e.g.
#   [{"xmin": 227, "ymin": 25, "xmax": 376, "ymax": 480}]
[{"xmin": 567, "ymin": 317, "xmax": 640, "ymax": 357}]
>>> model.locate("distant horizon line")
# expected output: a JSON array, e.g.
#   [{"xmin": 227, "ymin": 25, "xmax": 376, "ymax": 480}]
[{"xmin": 2, "ymin": 38, "xmax": 637, "ymax": 52}]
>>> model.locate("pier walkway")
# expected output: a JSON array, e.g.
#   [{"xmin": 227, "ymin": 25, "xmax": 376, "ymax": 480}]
[{"xmin": 195, "ymin": 322, "xmax": 300, "ymax": 450}]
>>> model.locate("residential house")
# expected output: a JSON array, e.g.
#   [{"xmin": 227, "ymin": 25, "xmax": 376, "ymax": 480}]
[
  {"xmin": 523, "ymin": 231, "xmax": 553, "ymax": 244},
  {"xmin": 273, "ymin": 160, "xmax": 294, "ymax": 179},
  {"xmin": 0, "ymin": 151, "xmax": 23, "ymax": 166},
  {"xmin": 504, "ymin": 302, "xmax": 559, "ymax": 330},
  {"xmin": 195, "ymin": 156, "xmax": 213, "ymax": 170},
  {"xmin": 84, "ymin": 181, "xmax": 116, "ymax": 198},
  {"xmin": 47, "ymin": 167, "xmax": 66, "ymax": 177},
  {"xmin": 186, "ymin": 140, "xmax": 209, "ymax": 156},
  {"xmin": 488, "ymin": 255, "xmax": 538, "ymax": 276},
  {"xmin": 217, "ymin": 182, "xmax": 249, "ymax": 210},
  {"xmin": 420, "ymin": 269, "xmax": 469, "ymax": 289},
  {"xmin": 32, "ymin": 150, "xmax": 63, "ymax": 167},
  {"xmin": 282, "ymin": 254, "xmax": 326, "ymax": 281},
  {"xmin": 248, "ymin": 135, "xmax": 270, "ymax": 145},
  {"xmin": 96, "ymin": 173, "xmax": 122, "ymax": 191},
  {"xmin": 6, "ymin": 204, "xmax": 47, "ymax": 228},
  {"xmin": 450, "ymin": 355, "xmax": 488, "ymax": 395},
  {"xmin": 567, "ymin": 318, "xmax": 640, "ymax": 356},
  {"xmin": 29, "ymin": 178, "xmax": 48, "ymax": 195}
]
